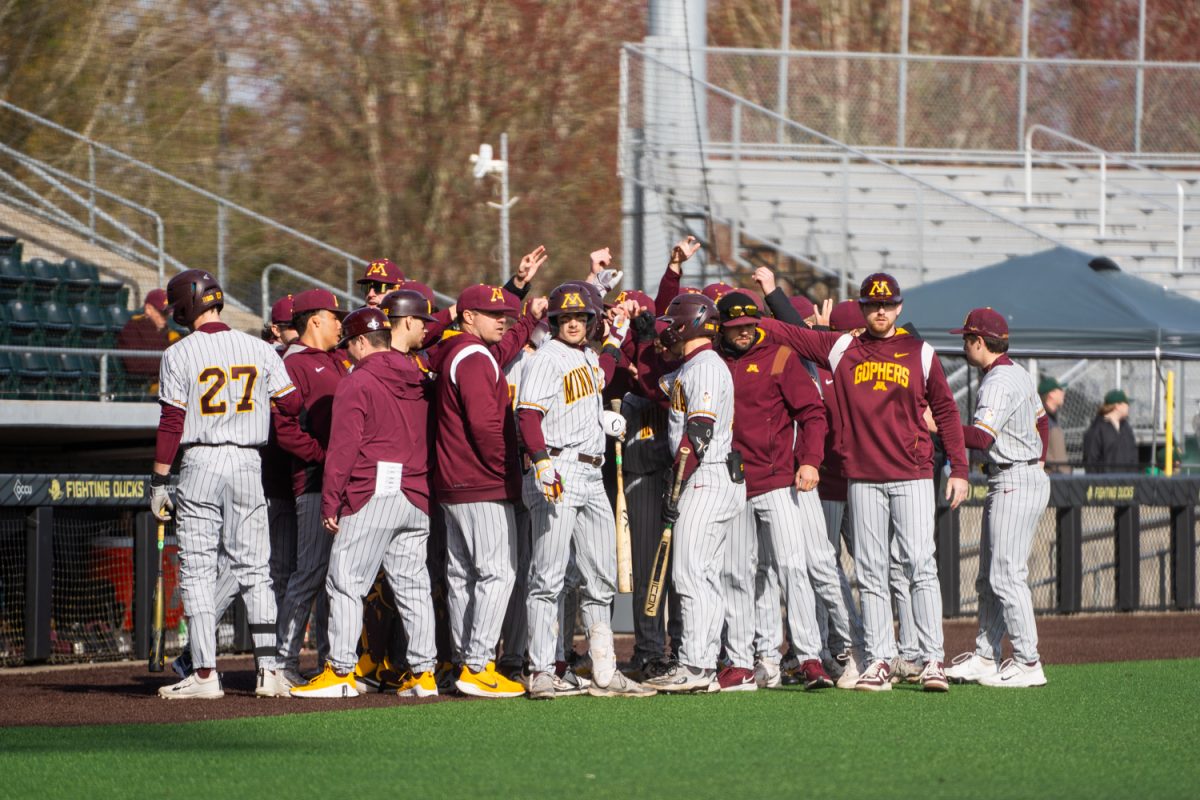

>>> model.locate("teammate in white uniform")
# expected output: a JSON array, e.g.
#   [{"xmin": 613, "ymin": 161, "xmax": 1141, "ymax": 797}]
[
  {"xmin": 517, "ymin": 284, "xmax": 653, "ymax": 699},
  {"xmin": 150, "ymin": 269, "xmax": 300, "ymax": 699},
  {"xmin": 942, "ymin": 308, "xmax": 1052, "ymax": 688},
  {"xmin": 643, "ymin": 294, "xmax": 747, "ymax": 693}
]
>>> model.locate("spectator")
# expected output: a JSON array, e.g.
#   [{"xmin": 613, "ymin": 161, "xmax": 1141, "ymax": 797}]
[
  {"xmin": 1038, "ymin": 376, "xmax": 1071, "ymax": 474},
  {"xmin": 118, "ymin": 288, "xmax": 180, "ymax": 382},
  {"xmin": 262, "ymin": 294, "xmax": 299, "ymax": 350},
  {"xmin": 1082, "ymin": 389, "xmax": 1138, "ymax": 473}
]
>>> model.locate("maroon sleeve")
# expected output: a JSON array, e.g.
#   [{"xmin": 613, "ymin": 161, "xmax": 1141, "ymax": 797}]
[
  {"xmin": 654, "ymin": 268, "xmax": 681, "ymax": 314},
  {"xmin": 780, "ymin": 358, "xmax": 826, "ymax": 468},
  {"xmin": 321, "ymin": 382, "xmax": 365, "ymax": 520},
  {"xmin": 1037, "ymin": 412, "xmax": 1049, "ymax": 461},
  {"xmin": 926, "ymin": 356, "xmax": 969, "ymax": 479},
  {"xmin": 961, "ymin": 425, "xmax": 996, "ymax": 452},
  {"xmin": 491, "ymin": 312, "xmax": 535, "ymax": 368},
  {"xmin": 516, "ymin": 408, "xmax": 548, "ymax": 457},
  {"xmin": 757, "ymin": 318, "xmax": 839, "ymax": 368},
  {"xmin": 456, "ymin": 354, "xmax": 508, "ymax": 458},
  {"xmin": 421, "ymin": 309, "xmax": 453, "ymax": 350},
  {"xmin": 154, "ymin": 403, "xmax": 185, "ymax": 465},
  {"xmin": 635, "ymin": 348, "xmax": 672, "ymax": 408},
  {"xmin": 271, "ymin": 387, "xmax": 303, "ymax": 417}
]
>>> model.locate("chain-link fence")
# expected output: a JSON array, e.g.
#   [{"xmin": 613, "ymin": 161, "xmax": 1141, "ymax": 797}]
[
  {"xmin": 50, "ymin": 510, "xmax": 136, "ymax": 663},
  {"xmin": 0, "ymin": 509, "xmax": 26, "ymax": 666}
]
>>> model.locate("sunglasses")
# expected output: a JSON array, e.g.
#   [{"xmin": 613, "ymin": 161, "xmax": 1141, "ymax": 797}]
[
  {"xmin": 724, "ymin": 304, "xmax": 760, "ymax": 319},
  {"xmin": 364, "ymin": 281, "xmax": 400, "ymax": 295}
]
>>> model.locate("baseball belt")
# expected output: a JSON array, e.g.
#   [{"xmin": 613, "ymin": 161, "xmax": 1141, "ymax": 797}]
[{"xmin": 547, "ymin": 447, "xmax": 603, "ymax": 467}]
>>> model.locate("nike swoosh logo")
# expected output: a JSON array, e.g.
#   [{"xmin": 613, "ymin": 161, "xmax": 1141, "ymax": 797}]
[
  {"xmin": 478, "ymin": 679, "xmax": 499, "ymax": 689},
  {"xmin": 824, "ymin": 379, "xmax": 833, "ymax": 385},
  {"xmin": 893, "ymin": 352, "xmax": 909, "ymax": 358},
  {"xmin": 315, "ymin": 367, "xmax": 326, "ymax": 373},
  {"xmin": 1003, "ymin": 489, "xmax": 1016, "ymax": 494}
]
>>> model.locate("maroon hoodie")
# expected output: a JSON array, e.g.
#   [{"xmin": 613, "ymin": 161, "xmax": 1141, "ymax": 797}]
[
  {"xmin": 273, "ymin": 343, "xmax": 351, "ymax": 497},
  {"xmin": 759, "ymin": 318, "xmax": 968, "ymax": 483},
  {"xmin": 718, "ymin": 330, "xmax": 826, "ymax": 497},
  {"xmin": 432, "ymin": 330, "xmax": 522, "ymax": 504},
  {"xmin": 321, "ymin": 349, "xmax": 432, "ymax": 520}
]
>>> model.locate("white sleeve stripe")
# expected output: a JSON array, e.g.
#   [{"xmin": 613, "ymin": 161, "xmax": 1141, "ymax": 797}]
[
  {"xmin": 920, "ymin": 341, "xmax": 934, "ymax": 381},
  {"xmin": 828, "ymin": 333, "xmax": 854, "ymax": 374},
  {"xmin": 449, "ymin": 344, "xmax": 499, "ymax": 385}
]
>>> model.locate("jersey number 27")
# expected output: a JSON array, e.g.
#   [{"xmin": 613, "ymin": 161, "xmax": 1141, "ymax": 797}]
[{"xmin": 199, "ymin": 366, "xmax": 258, "ymax": 415}]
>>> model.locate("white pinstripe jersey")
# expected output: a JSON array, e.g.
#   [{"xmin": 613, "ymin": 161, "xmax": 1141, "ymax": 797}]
[
  {"xmin": 515, "ymin": 338, "xmax": 605, "ymax": 456},
  {"xmin": 659, "ymin": 347, "xmax": 734, "ymax": 463},
  {"xmin": 973, "ymin": 361, "xmax": 1045, "ymax": 464},
  {"xmin": 159, "ymin": 329, "xmax": 295, "ymax": 446}
]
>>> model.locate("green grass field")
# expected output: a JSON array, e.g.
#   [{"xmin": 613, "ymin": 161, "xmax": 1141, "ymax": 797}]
[{"xmin": 3, "ymin": 659, "xmax": 1198, "ymax": 799}]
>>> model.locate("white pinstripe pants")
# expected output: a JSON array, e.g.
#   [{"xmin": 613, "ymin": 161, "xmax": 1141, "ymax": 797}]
[
  {"xmin": 674, "ymin": 463, "xmax": 746, "ymax": 670},
  {"xmin": 525, "ymin": 458, "xmax": 616, "ymax": 674},
  {"xmin": 847, "ymin": 479, "xmax": 943, "ymax": 663},
  {"xmin": 325, "ymin": 492, "xmax": 435, "ymax": 674},
  {"xmin": 627, "ymin": 469, "xmax": 682, "ymax": 662},
  {"xmin": 276, "ymin": 492, "xmax": 331, "ymax": 669},
  {"xmin": 975, "ymin": 464, "xmax": 1049, "ymax": 663},
  {"xmin": 175, "ymin": 445, "xmax": 277, "ymax": 670},
  {"xmin": 443, "ymin": 500, "xmax": 517, "ymax": 671},
  {"xmin": 725, "ymin": 488, "xmax": 823, "ymax": 667}
]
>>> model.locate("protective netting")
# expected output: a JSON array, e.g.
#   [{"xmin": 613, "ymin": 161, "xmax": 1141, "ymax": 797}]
[
  {"xmin": 0, "ymin": 509, "xmax": 26, "ymax": 666},
  {"xmin": 50, "ymin": 510, "xmax": 136, "ymax": 663}
]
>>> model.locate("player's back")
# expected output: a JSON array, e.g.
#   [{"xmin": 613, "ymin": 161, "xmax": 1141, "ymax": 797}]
[{"xmin": 159, "ymin": 328, "xmax": 292, "ymax": 447}]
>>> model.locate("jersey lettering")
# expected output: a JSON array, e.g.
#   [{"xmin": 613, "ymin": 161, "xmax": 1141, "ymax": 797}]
[
  {"xmin": 670, "ymin": 380, "xmax": 687, "ymax": 413},
  {"xmin": 854, "ymin": 360, "xmax": 910, "ymax": 389},
  {"xmin": 562, "ymin": 365, "xmax": 597, "ymax": 405},
  {"xmin": 198, "ymin": 365, "xmax": 260, "ymax": 416}
]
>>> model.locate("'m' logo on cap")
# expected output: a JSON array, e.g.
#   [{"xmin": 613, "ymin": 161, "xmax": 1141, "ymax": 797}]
[
  {"xmin": 490, "ymin": 287, "xmax": 504, "ymax": 302},
  {"xmin": 616, "ymin": 291, "xmax": 628, "ymax": 303},
  {"xmin": 869, "ymin": 280, "xmax": 893, "ymax": 298},
  {"xmin": 562, "ymin": 292, "xmax": 585, "ymax": 309},
  {"xmin": 367, "ymin": 261, "xmax": 389, "ymax": 277}
]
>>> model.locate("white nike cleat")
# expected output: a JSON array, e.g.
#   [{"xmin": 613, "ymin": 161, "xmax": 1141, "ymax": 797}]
[
  {"xmin": 979, "ymin": 659, "xmax": 1047, "ymax": 688},
  {"xmin": 945, "ymin": 652, "xmax": 999, "ymax": 684},
  {"xmin": 159, "ymin": 671, "xmax": 224, "ymax": 700}
]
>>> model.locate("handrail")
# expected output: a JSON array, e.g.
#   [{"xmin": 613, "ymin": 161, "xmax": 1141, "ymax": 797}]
[
  {"xmin": 0, "ymin": 343, "xmax": 164, "ymax": 401},
  {"xmin": 1025, "ymin": 124, "xmax": 1187, "ymax": 272},
  {"xmin": 0, "ymin": 141, "xmax": 167, "ymax": 283},
  {"xmin": 260, "ymin": 263, "xmax": 457, "ymax": 325}
]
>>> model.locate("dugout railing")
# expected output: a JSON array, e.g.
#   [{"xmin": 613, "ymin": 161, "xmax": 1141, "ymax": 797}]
[{"xmin": 1, "ymin": 472, "xmax": 1198, "ymax": 667}]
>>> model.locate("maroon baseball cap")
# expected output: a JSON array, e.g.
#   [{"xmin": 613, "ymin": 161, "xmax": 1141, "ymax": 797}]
[
  {"xmin": 145, "ymin": 288, "xmax": 169, "ymax": 312},
  {"xmin": 702, "ymin": 282, "xmax": 739, "ymax": 302},
  {"xmin": 270, "ymin": 294, "xmax": 294, "ymax": 324},
  {"xmin": 789, "ymin": 295, "xmax": 816, "ymax": 319},
  {"xmin": 337, "ymin": 306, "xmax": 391, "ymax": 348},
  {"xmin": 858, "ymin": 272, "xmax": 903, "ymax": 304},
  {"xmin": 610, "ymin": 289, "xmax": 656, "ymax": 313},
  {"xmin": 457, "ymin": 283, "xmax": 519, "ymax": 315},
  {"xmin": 357, "ymin": 258, "xmax": 405, "ymax": 287},
  {"xmin": 292, "ymin": 288, "xmax": 347, "ymax": 318},
  {"xmin": 950, "ymin": 307, "xmax": 1009, "ymax": 339},
  {"xmin": 829, "ymin": 300, "xmax": 865, "ymax": 331}
]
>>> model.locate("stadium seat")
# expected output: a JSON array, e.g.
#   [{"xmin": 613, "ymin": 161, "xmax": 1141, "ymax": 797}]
[
  {"xmin": 72, "ymin": 303, "xmax": 110, "ymax": 346},
  {"xmin": 49, "ymin": 352, "xmax": 86, "ymax": 399},
  {"xmin": 0, "ymin": 301, "xmax": 9, "ymax": 345},
  {"xmin": 14, "ymin": 351, "xmax": 53, "ymax": 399},
  {"xmin": 25, "ymin": 259, "xmax": 66, "ymax": 301},
  {"xmin": 5, "ymin": 299, "xmax": 42, "ymax": 346},
  {"xmin": 0, "ymin": 351, "xmax": 15, "ymax": 396},
  {"xmin": 38, "ymin": 301, "xmax": 78, "ymax": 347},
  {"xmin": 61, "ymin": 258, "xmax": 101, "ymax": 303},
  {"xmin": 0, "ymin": 257, "xmax": 30, "ymax": 302}
]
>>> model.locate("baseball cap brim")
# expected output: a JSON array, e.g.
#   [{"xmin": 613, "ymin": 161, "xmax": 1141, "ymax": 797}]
[{"xmin": 720, "ymin": 316, "xmax": 758, "ymax": 327}]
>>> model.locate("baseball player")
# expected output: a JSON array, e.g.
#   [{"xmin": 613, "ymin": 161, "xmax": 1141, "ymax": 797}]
[
  {"xmin": 942, "ymin": 308, "xmax": 1051, "ymax": 688},
  {"xmin": 150, "ymin": 269, "xmax": 301, "ymax": 699},
  {"xmin": 756, "ymin": 272, "xmax": 969, "ymax": 692},
  {"xmin": 711, "ymin": 291, "xmax": 839, "ymax": 692},
  {"xmin": 290, "ymin": 307, "xmax": 439, "ymax": 697},
  {"xmin": 270, "ymin": 289, "xmax": 350, "ymax": 686},
  {"xmin": 431, "ymin": 284, "xmax": 536, "ymax": 698},
  {"xmin": 358, "ymin": 258, "xmax": 405, "ymax": 308},
  {"xmin": 642, "ymin": 294, "xmax": 747, "ymax": 693},
  {"xmin": 516, "ymin": 284, "xmax": 653, "ymax": 699},
  {"xmin": 262, "ymin": 295, "xmax": 298, "ymax": 348}
]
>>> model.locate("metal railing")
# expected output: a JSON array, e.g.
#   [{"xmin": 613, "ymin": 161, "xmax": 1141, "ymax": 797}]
[
  {"xmin": 261, "ymin": 262, "xmax": 457, "ymax": 325},
  {"xmin": 1025, "ymin": 125, "xmax": 1189, "ymax": 273},
  {"xmin": 0, "ymin": 344, "xmax": 162, "ymax": 400},
  {"xmin": 0, "ymin": 100, "xmax": 372, "ymax": 307}
]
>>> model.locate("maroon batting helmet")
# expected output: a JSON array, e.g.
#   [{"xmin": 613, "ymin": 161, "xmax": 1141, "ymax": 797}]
[
  {"xmin": 338, "ymin": 307, "xmax": 391, "ymax": 348},
  {"xmin": 659, "ymin": 293, "xmax": 719, "ymax": 348},
  {"xmin": 167, "ymin": 269, "xmax": 224, "ymax": 326},
  {"xmin": 550, "ymin": 281, "xmax": 604, "ymax": 339},
  {"xmin": 381, "ymin": 288, "xmax": 435, "ymax": 322}
]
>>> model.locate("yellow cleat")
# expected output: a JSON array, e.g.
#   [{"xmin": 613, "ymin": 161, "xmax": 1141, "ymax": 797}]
[
  {"xmin": 455, "ymin": 661, "xmax": 525, "ymax": 699},
  {"xmin": 290, "ymin": 664, "xmax": 360, "ymax": 699},
  {"xmin": 396, "ymin": 670, "xmax": 439, "ymax": 698}
]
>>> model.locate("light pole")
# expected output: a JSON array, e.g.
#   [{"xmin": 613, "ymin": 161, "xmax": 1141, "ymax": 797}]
[{"xmin": 470, "ymin": 132, "xmax": 519, "ymax": 282}]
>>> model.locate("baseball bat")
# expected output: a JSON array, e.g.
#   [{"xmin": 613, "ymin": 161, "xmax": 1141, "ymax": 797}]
[
  {"xmin": 644, "ymin": 446, "xmax": 690, "ymax": 617},
  {"xmin": 148, "ymin": 521, "xmax": 166, "ymax": 672},
  {"xmin": 611, "ymin": 399, "xmax": 633, "ymax": 594}
]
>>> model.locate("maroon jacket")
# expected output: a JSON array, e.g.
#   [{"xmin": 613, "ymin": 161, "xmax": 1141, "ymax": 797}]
[
  {"xmin": 119, "ymin": 314, "xmax": 176, "ymax": 377},
  {"xmin": 321, "ymin": 349, "xmax": 432, "ymax": 519},
  {"xmin": 272, "ymin": 343, "xmax": 350, "ymax": 497},
  {"xmin": 432, "ymin": 331, "xmax": 522, "ymax": 504},
  {"xmin": 719, "ymin": 330, "xmax": 826, "ymax": 498},
  {"xmin": 759, "ymin": 318, "xmax": 968, "ymax": 483},
  {"xmin": 814, "ymin": 363, "xmax": 849, "ymax": 503}
]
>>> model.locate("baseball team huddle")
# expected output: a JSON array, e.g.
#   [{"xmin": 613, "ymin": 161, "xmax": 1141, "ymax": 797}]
[{"xmin": 148, "ymin": 235, "xmax": 1051, "ymax": 702}]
